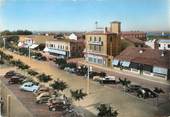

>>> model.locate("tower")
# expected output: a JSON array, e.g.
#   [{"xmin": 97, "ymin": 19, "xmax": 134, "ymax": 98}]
[{"xmin": 110, "ymin": 21, "xmax": 121, "ymax": 34}]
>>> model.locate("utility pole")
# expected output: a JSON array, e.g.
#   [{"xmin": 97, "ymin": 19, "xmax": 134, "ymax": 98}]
[{"xmin": 28, "ymin": 46, "xmax": 31, "ymax": 59}]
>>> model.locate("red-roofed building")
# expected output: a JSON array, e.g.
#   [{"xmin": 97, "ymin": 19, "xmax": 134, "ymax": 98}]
[{"xmin": 112, "ymin": 47, "xmax": 170, "ymax": 79}]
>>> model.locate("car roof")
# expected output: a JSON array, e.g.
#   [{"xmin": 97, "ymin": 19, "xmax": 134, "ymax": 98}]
[{"xmin": 23, "ymin": 82, "xmax": 34, "ymax": 85}]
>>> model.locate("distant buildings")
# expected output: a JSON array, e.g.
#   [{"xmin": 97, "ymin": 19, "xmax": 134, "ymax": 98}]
[
  {"xmin": 84, "ymin": 21, "xmax": 121, "ymax": 67},
  {"xmin": 158, "ymin": 39, "xmax": 170, "ymax": 50},
  {"xmin": 121, "ymin": 31, "xmax": 147, "ymax": 41}
]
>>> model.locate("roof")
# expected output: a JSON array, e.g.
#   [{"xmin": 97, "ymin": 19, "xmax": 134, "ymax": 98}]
[
  {"xmin": 158, "ymin": 39, "xmax": 170, "ymax": 43},
  {"xmin": 115, "ymin": 47, "xmax": 170, "ymax": 69},
  {"xmin": 19, "ymin": 35, "xmax": 54, "ymax": 44},
  {"xmin": 86, "ymin": 31, "xmax": 117, "ymax": 35},
  {"xmin": 124, "ymin": 37, "xmax": 144, "ymax": 44},
  {"xmin": 121, "ymin": 31, "xmax": 146, "ymax": 35}
]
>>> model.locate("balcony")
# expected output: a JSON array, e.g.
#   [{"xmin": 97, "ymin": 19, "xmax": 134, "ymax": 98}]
[{"xmin": 88, "ymin": 41, "xmax": 103, "ymax": 45}]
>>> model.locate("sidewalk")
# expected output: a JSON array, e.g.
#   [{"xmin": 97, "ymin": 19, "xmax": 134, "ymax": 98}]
[{"xmin": 68, "ymin": 58, "xmax": 170, "ymax": 87}]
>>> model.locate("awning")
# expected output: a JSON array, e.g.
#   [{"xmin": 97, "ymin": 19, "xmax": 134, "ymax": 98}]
[
  {"xmin": 121, "ymin": 61, "xmax": 130, "ymax": 67},
  {"xmin": 112, "ymin": 59, "xmax": 119, "ymax": 66},
  {"xmin": 153, "ymin": 66, "xmax": 168, "ymax": 75},
  {"xmin": 30, "ymin": 44, "xmax": 39, "ymax": 49},
  {"xmin": 43, "ymin": 47, "xmax": 66, "ymax": 55}
]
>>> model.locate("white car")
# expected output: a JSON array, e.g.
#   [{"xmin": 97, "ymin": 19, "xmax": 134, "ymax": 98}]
[{"xmin": 20, "ymin": 82, "xmax": 39, "ymax": 92}]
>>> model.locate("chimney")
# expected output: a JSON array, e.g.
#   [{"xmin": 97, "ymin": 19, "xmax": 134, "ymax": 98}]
[{"xmin": 104, "ymin": 27, "xmax": 108, "ymax": 33}]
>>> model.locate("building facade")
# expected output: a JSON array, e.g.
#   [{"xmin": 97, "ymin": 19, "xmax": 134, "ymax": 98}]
[
  {"xmin": 112, "ymin": 47, "xmax": 170, "ymax": 80},
  {"xmin": 158, "ymin": 39, "xmax": 170, "ymax": 50},
  {"xmin": 44, "ymin": 38, "xmax": 85, "ymax": 58},
  {"xmin": 85, "ymin": 21, "xmax": 121, "ymax": 67}
]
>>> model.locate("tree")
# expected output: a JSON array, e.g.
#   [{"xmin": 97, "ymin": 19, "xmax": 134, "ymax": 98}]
[
  {"xmin": 97, "ymin": 104, "xmax": 118, "ymax": 117},
  {"xmin": 119, "ymin": 78, "xmax": 131, "ymax": 91},
  {"xmin": 37, "ymin": 73, "xmax": 52, "ymax": 82},
  {"xmin": 50, "ymin": 80, "xmax": 68, "ymax": 92},
  {"xmin": 18, "ymin": 64, "xmax": 30, "ymax": 70},
  {"xmin": 70, "ymin": 89, "xmax": 87, "ymax": 105},
  {"xmin": 27, "ymin": 69, "xmax": 39, "ymax": 76}
]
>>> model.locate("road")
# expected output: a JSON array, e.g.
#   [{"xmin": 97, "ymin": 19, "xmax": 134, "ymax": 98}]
[{"xmin": 3, "ymin": 50, "xmax": 170, "ymax": 117}]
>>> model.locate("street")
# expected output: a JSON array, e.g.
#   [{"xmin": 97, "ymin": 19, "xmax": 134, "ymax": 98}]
[{"xmin": 2, "ymin": 50, "xmax": 170, "ymax": 117}]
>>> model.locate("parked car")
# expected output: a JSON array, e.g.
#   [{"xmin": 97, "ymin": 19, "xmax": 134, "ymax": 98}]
[
  {"xmin": 8, "ymin": 76, "xmax": 23, "ymax": 84},
  {"xmin": 20, "ymin": 82, "xmax": 39, "ymax": 92},
  {"xmin": 34, "ymin": 87, "xmax": 50, "ymax": 96},
  {"xmin": 153, "ymin": 87, "xmax": 165, "ymax": 94},
  {"xmin": 4, "ymin": 71, "xmax": 16, "ymax": 78},
  {"xmin": 125, "ymin": 84, "xmax": 142, "ymax": 93},
  {"xmin": 36, "ymin": 92, "xmax": 51, "ymax": 104},
  {"xmin": 137, "ymin": 88, "xmax": 158, "ymax": 99},
  {"xmin": 99, "ymin": 76, "xmax": 116, "ymax": 84}
]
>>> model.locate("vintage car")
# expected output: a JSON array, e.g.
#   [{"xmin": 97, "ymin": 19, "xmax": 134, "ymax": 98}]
[{"xmin": 20, "ymin": 82, "xmax": 39, "ymax": 92}]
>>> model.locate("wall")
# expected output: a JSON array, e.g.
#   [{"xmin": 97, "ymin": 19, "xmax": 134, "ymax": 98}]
[{"xmin": 0, "ymin": 80, "xmax": 33, "ymax": 117}]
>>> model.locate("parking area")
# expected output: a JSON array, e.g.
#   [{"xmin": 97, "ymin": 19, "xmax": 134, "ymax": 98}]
[{"xmin": 0, "ymin": 77, "xmax": 62, "ymax": 117}]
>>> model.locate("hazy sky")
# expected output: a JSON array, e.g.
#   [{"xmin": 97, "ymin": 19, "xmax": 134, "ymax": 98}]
[{"xmin": 0, "ymin": 0, "xmax": 170, "ymax": 31}]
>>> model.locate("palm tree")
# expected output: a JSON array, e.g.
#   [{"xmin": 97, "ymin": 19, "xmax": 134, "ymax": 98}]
[
  {"xmin": 27, "ymin": 69, "xmax": 39, "ymax": 76},
  {"xmin": 97, "ymin": 104, "xmax": 118, "ymax": 117},
  {"xmin": 70, "ymin": 89, "xmax": 87, "ymax": 106},
  {"xmin": 119, "ymin": 78, "xmax": 131, "ymax": 92},
  {"xmin": 50, "ymin": 80, "xmax": 68, "ymax": 92},
  {"xmin": 37, "ymin": 73, "xmax": 52, "ymax": 82}
]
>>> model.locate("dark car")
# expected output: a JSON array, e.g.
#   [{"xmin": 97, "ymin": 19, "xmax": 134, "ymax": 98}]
[
  {"xmin": 125, "ymin": 84, "xmax": 142, "ymax": 93},
  {"xmin": 137, "ymin": 88, "xmax": 158, "ymax": 99},
  {"xmin": 8, "ymin": 76, "xmax": 23, "ymax": 84},
  {"xmin": 4, "ymin": 71, "xmax": 16, "ymax": 78}
]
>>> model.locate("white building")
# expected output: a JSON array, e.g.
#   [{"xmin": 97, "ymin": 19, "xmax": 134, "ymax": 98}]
[
  {"xmin": 145, "ymin": 39, "xmax": 156, "ymax": 49},
  {"xmin": 158, "ymin": 39, "xmax": 170, "ymax": 50},
  {"xmin": 68, "ymin": 33, "xmax": 77, "ymax": 40}
]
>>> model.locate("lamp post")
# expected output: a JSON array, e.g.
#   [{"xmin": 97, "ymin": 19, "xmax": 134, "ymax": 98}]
[{"xmin": 28, "ymin": 46, "xmax": 31, "ymax": 59}]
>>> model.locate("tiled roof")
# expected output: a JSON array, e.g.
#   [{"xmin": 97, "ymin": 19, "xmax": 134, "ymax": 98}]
[
  {"xmin": 115, "ymin": 47, "xmax": 170, "ymax": 69},
  {"xmin": 124, "ymin": 37, "xmax": 144, "ymax": 44},
  {"xmin": 121, "ymin": 31, "xmax": 146, "ymax": 35},
  {"xmin": 86, "ymin": 31, "xmax": 116, "ymax": 35}
]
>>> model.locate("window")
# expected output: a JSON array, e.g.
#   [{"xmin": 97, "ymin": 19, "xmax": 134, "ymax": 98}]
[
  {"xmin": 110, "ymin": 37, "xmax": 112, "ymax": 42},
  {"xmin": 168, "ymin": 44, "xmax": 170, "ymax": 48},
  {"xmin": 158, "ymin": 44, "xmax": 161, "ymax": 47},
  {"xmin": 99, "ymin": 46, "xmax": 101, "ymax": 51},
  {"xmin": 99, "ymin": 37, "xmax": 101, "ymax": 42},
  {"xmin": 94, "ymin": 45, "xmax": 96, "ymax": 50},
  {"xmin": 94, "ymin": 37, "xmax": 96, "ymax": 41},
  {"xmin": 90, "ymin": 37, "xmax": 92, "ymax": 41},
  {"xmin": 94, "ymin": 58, "xmax": 96, "ymax": 63},
  {"xmin": 90, "ymin": 45, "xmax": 92, "ymax": 50},
  {"xmin": 98, "ymin": 59, "xmax": 103, "ymax": 64}
]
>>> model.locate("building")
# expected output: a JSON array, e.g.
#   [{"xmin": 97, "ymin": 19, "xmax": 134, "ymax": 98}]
[
  {"xmin": 121, "ymin": 31, "xmax": 147, "ymax": 41},
  {"xmin": 84, "ymin": 21, "xmax": 121, "ymax": 67},
  {"xmin": 43, "ymin": 38, "xmax": 85, "ymax": 58},
  {"xmin": 157, "ymin": 39, "xmax": 170, "ymax": 50},
  {"xmin": 145, "ymin": 39, "xmax": 156, "ymax": 49},
  {"xmin": 112, "ymin": 47, "xmax": 170, "ymax": 80},
  {"xmin": 18, "ymin": 35, "xmax": 53, "ymax": 49}
]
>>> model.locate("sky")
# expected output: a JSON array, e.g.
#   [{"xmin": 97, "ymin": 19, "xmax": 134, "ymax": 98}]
[{"xmin": 0, "ymin": 0, "xmax": 170, "ymax": 32}]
